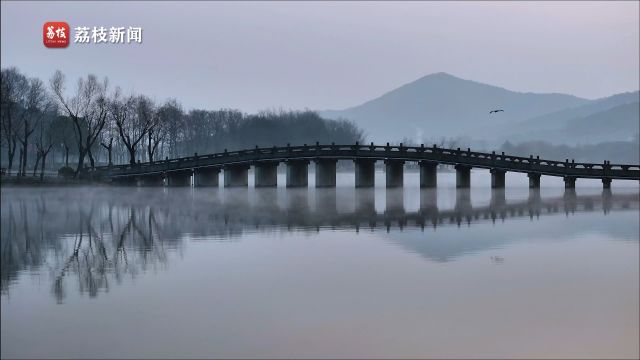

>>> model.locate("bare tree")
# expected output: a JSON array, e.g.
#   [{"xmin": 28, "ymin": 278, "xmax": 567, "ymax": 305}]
[
  {"xmin": 50, "ymin": 115, "xmax": 75, "ymax": 168},
  {"xmin": 148, "ymin": 100, "xmax": 178, "ymax": 162},
  {"xmin": 135, "ymin": 96, "xmax": 158, "ymax": 163},
  {"xmin": 162, "ymin": 99, "xmax": 184, "ymax": 159},
  {"xmin": 110, "ymin": 91, "xmax": 155, "ymax": 164},
  {"xmin": 1, "ymin": 67, "xmax": 28, "ymax": 175},
  {"xmin": 16, "ymin": 77, "xmax": 49, "ymax": 176},
  {"xmin": 100, "ymin": 110, "xmax": 117, "ymax": 166},
  {"xmin": 49, "ymin": 70, "xmax": 109, "ymax": 175},
  {"xmin": 34, "ymin": 106, "xmax": 58, "ymax": 179}
]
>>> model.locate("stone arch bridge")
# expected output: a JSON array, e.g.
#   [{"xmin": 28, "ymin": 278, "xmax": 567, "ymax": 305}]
[{"xmin": 89, "ymin": 142, "xmax": 640, "ymax": 189}]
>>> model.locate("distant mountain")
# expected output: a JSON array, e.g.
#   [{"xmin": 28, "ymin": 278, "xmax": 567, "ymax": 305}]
[
  {"xmin": 565, "ymin": 101, "xmax": 639, "ymax": 137},
  {"xmin": 511, "ymin": 101, "xmax": 639, "ymax": 146},
  {"xmin": 504, "ymin": 90, "xmax": 640, "ymax": 137},
  {"xmin": 499, "ymin": 100, "xmax": 640, "ymax": 162},
  {"xmin": 500, "ymin": 100, "xmax": 640, "ymax": 145},
  {"xmin": 320, "ymin": 72, "xmax": 590, "ymax": 143}
]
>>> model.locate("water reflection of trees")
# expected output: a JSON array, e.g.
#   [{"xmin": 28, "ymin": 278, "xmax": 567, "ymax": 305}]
[
  {"xmin": 1, "ymin": 190, "xmax": 180, "ymax": 303},
  {"xmin": 50, "ymin": 204, "xmax": 172, "ymax": 302},
  {"xmin": 1, "ymin": 187, "xmax": 637, "ymax": 302}
]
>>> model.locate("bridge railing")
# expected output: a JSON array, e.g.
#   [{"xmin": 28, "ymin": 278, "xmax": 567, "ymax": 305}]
[{"xmin": 90, "ymin": 143, "xmax": 640, "ymax": 180}]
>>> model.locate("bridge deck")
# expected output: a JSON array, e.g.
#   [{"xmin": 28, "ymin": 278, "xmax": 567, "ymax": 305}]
[{"xmin": 90, "ymin": 143, "xmax": 640, "ymax": 181}]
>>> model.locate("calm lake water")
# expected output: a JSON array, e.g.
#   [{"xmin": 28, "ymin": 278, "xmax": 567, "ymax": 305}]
[{"xmin": 1, "ymin": 169, "xmax": 639, "ymax": 359}]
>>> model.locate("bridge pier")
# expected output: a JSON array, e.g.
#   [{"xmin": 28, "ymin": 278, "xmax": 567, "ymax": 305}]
[
  {"xmin": 455, "ymin": 165, "xmax": 471, "ymax": 188},
  {"xmin": 315, "ymin": 159, "xmax": 337, "ymax": 188},
  {"xmin": 286, "ymin": 160, "xmax": 309, "ymax": 188},
  {"xmin": 355, "ymin": 159, "xmax": 376, "ymax": 188},
  {"xmin": 385, "ymin": 160, "xmax": 404, "ymax": 188},
  {"xmin": 224, "ymin": 165, "xmax": 249, "ymax": 187},
  {"xmin": 167, "ymin": 170, "xmax": 192, "ymax": 187},
  {"xmin": 564, "ymin": 176, "xmax": 576, "ymax": 189},
  {"xmin": 193, "ymin": 167, "xmax": 220, "ymax": 187},
  {"xmin": 137, "ymin": 173, "xmax": 165, "ymax": 187},
  {"xmin": 528, "ymin": 188, "xmax": 542, "ymax": 205},
  {"xmin": 602, "ymin": 188, "xmax": 612, "ymax": 214},
  {"xmin": 602, "ymin": 178, "xmax": 612, "ymax": 189},
  {"xmin": 528, "ymin": 173, "xmax": 541, "ymax": 189},
  {"xmin": 255, "ymin": 162, "xmax": 278, "ymax": 187},
  {"xmin": 564, "ymin": 188, "xmax": 577, "ymax": 213},
  {"xmin": 419, "ymin": 161, "xmax": 438, "ymax": 188},
  {"xmin": 490, "ymin": 169, "xmax": 506, "ymax": 189}
]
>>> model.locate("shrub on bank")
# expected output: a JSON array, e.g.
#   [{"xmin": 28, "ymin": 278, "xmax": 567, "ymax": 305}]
[{"xmin": 57, "ymin": 166, "xmax": 74, "ymax": 179}]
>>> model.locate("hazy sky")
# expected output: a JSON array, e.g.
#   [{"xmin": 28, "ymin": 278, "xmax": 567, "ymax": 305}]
[{"xmin": 1, "ymin": 1, "xmax": 638, "ymax": 113}]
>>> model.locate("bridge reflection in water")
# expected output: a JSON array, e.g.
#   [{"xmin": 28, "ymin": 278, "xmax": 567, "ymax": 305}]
[
  {"xmin": 1, "ymin": 187, "xmax": 637, "ymax": 302},
  {"xmin": 210, "ymin": 188, "xmax": 633, "ymax": 232}
]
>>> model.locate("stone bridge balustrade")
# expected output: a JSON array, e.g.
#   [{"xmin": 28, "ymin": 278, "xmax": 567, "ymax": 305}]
[{"xmin": 88, "ymin": 143, "xmax": 639, "ymax": 189}]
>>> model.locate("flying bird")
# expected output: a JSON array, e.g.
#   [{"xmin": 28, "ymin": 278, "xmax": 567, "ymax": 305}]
[{"xmin": 489, "ymin": 109, "xmax": 504, "ymax": 114}]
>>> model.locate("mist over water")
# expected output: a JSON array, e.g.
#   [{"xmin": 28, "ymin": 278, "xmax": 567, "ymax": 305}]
[{"xmin": 1, "ymin": 170, "xmax": 639, "ymax": 358}]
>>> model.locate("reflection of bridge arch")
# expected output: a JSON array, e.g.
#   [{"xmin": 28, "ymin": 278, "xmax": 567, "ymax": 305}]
[
  {"xmin": 79, "ymin": 189, "xmax": 636, "ymax": 235},
  {"xmin": 218, "ymin": 190, "xmax": 636, "ymax": 233},
  {"xmin": 90, "ymin": 143, "xmax": 640, "ymax": 189}
]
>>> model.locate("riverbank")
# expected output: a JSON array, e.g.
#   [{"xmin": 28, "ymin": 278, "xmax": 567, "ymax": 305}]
[{"xmin": 0, "ymin": 175, "xmax": 97, "ymax": 187}]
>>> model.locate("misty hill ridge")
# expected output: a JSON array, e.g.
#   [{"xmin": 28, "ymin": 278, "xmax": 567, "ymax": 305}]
[
  {"xmin": 320, "ymin": 72, "xmax": 590, "ymax": 142},
  {"xmin": 510, "ymin": 90, "xmax": 640, "ymax": 133},
  {"xmin": 567, "ymin": 101, "xmax": 639, "ymax": 137},
  {"xmin": 507, "ymin": 101, "xmax": 640, "ymax": 146}
]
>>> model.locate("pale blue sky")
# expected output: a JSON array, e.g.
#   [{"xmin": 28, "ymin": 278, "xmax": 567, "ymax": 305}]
[{"xmin": 1, "ymin": 1, "xmax": 638, "ymax": 113}]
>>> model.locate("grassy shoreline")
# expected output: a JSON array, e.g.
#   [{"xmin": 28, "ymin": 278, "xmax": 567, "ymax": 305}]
[{"xmin": 0, "ymin": 176, "xmax": 101, "ymax": 187}]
